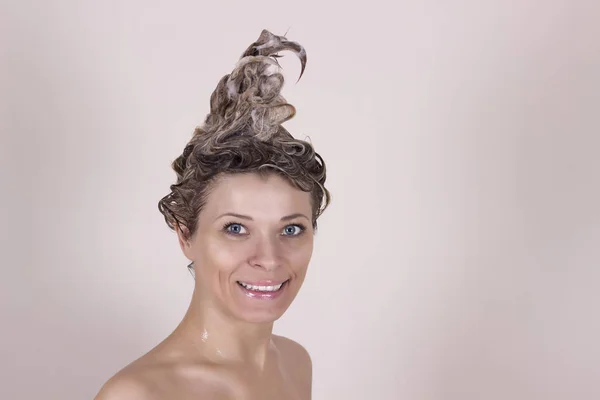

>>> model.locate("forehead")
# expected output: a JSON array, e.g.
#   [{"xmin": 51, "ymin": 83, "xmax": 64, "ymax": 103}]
[{"xmin": 201, "ymin": 173, "xmax": 312, "ymax": 219}]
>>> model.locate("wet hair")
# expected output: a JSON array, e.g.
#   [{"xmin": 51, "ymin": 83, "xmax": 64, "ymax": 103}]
[{"xmin": 158, "ymin": 30, "xmax": 330, "ymax": 241}]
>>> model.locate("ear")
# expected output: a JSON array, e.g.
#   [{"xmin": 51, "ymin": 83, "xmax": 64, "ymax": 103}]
[{"xmin": 175, "ymin": 224, "xmax": 194, "ymax": 260}]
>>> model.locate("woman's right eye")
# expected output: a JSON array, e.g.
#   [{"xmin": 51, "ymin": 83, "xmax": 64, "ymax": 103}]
[{"xmin": 224, "ymin": 223, "xmax": 247, "ymax": 235}]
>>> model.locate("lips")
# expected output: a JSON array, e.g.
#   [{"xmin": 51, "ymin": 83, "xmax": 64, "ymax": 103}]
[
  {"xmin": 237, "ymin": 281, "xmax": 285, "ymax": 291},
  {"xmin": 236, "ymin": 279, "xmax": 289, "ymax": 299}
]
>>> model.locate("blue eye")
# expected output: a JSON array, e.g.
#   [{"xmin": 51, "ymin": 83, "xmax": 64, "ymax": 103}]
[
  {"xmin": 224, "ymin": 223, "xmax": 247, "ymax": 235},
  {"xmin": 223, "ymin": 222, "xmax": 305, "ymax": 236},
  {"xmin": 283, "ymin": 224, "xmax": 305, "ymax": 236}
]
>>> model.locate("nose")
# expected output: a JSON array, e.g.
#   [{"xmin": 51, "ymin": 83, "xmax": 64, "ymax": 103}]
[{"xmin": 249, "ymin": 236, "xmax": 282, "ymax": 271}]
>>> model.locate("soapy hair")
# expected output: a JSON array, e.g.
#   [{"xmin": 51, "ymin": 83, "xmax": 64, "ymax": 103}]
[{"xmin": 158, "ymin": 29, "xmax": 330, "ymax": 240}]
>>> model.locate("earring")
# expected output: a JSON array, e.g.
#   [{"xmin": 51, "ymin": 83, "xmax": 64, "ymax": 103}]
[{"xmin": 187, "ymin": 261, "xmax": 195, "ymax": 278}]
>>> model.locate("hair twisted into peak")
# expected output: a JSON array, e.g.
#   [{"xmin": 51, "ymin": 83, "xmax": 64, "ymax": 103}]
[
  {"xmin": 158, "ymin": 29, "xmax": 330, "ymax": 240},
  {"xmin": 204, "ymin": 29, "xmax": 306, "ymax": 142}
]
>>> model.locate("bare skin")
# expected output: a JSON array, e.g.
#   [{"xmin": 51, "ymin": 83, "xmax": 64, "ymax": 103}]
[{"xmin": 95, "ymin": 173, "xmax": 314, "ymax": 400}]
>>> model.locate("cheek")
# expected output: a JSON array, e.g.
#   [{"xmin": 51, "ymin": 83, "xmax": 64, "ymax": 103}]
[
  {"xmin": 195, "ymin": 234, "xmax": 314, "ymax": 274},
  {"xmin": 197, "ymin": 237, "xmax": 248, "ymax": 274},
  {"xmin": 286, "ymin": 239, "xmax": 314, "ymax": 272}
]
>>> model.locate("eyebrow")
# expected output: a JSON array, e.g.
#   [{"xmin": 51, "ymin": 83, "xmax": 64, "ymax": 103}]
[{"xmin": 216, "ymin": 212, "xmax": 310, "ymax": 222}]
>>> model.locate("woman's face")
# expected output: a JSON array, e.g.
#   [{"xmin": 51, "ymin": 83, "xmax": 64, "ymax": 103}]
[{"xmin": 179, "ymin": 172, "xmax": 315, "ymax": 324}]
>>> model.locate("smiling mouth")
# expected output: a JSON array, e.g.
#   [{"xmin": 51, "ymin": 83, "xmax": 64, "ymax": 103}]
[{"xmin": 236, "ymin": 280, "xmax": 289, "ymax": 292}]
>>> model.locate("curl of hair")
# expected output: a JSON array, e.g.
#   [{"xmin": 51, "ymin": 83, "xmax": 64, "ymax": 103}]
[{"xmin": 158, "ymin": 30, "xmax": 330, "ymax": 240}]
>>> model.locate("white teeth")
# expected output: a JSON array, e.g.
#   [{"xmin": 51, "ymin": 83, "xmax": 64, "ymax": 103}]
[{"xmin": 239, "ymin": 282, "xmax": 284, "ymax": 292}]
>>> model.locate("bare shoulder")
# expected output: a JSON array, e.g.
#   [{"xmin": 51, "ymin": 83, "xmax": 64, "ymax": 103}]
[
  {"xmin": 94, "ymin": 370, "xmax": 154, "ymax": 400},
  {"xmin": 273, "ymin": 335, "xmax": 312, "ymax": 365},
  {"xmin": 93, "ymin": 349, "xmax": 231, "ymax": 400},
  {"xmin": 94, "ymin": 359, "xmax": 165, "ymax": 400},
  {"xmin": 272, "ymin": 335, "xmax": 312, "ymax": 388}
]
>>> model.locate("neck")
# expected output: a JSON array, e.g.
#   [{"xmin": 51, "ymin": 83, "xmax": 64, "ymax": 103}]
[{"xmin": 171, "ymin": 287, "xmax": 275, "ymax": 369}]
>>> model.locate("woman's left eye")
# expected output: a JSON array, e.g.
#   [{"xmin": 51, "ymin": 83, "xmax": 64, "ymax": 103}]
[{"xmin": 282, "ymin": 224, "xmax": 305, "ymax": 236}]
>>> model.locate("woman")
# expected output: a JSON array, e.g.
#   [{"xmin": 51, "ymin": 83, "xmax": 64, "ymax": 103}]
[{"xmin": 95, "ymin": 29, "xmax": 330, "ymax": 400}]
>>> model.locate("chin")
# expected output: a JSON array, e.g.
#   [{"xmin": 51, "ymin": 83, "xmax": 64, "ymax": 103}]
[
  {"xmin": 228, "ymin": 278, "xmax": 301, "ymax": 324},
  {"xmin": 238, "ymin": 309, "xmax": 287, "ymax": 324}
]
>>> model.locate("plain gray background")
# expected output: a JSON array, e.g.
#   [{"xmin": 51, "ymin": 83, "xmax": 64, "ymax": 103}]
[{"xmin": 1, "ymin": 0, "xmax": 599, "ymax": 399}]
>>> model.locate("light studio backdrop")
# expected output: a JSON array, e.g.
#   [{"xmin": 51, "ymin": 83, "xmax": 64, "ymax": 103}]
[{"xmin": 2, "ymin": 1, "xmax": 599, "ymax": 399}]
